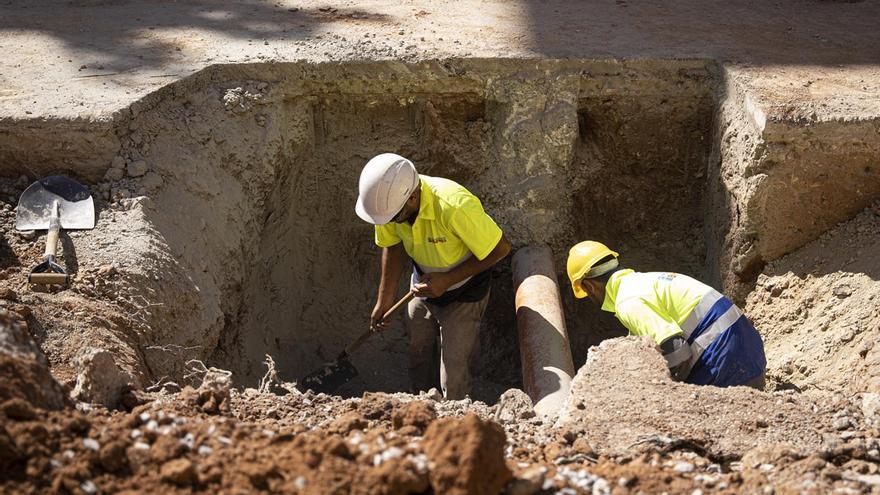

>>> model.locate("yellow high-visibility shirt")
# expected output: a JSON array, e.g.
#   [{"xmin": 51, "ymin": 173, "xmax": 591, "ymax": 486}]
[
  {"xmin": 601, "ymin": 269, "xmax": 715, "ymax": 345},
  {"xmin": 375, "ymin": 175, "xmax": 502, "ymax": 275}
]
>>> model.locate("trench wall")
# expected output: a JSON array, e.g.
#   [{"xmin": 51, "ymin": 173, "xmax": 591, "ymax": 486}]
[{"xmin": 1, "ymin": 59, "xmax": 878, "ymax": 400}]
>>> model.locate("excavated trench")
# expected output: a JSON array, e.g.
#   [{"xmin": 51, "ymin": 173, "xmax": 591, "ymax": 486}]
[
  {"xmin": 134, "ymin": 60, "xmax": 719, "ymax": 400},
  {"xmin": 3, "ymin": 59, "xmax": 878, "ymax": 403}
]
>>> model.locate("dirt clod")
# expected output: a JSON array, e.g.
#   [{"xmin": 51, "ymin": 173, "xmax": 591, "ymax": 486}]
[
  {"xmin": 1, "ymin": 398, "xmax": 36, "ymax": 420},
  {"xmin": 160, "ymin": 458, "xmax": 196, "ymax": 486},
  {"xmin": 392, "ymin": 400, "xmax": 437, "ymax": 433},
  {"xmin": 422, "ymin": 413, "xmax": 511, "ymax": 495}
]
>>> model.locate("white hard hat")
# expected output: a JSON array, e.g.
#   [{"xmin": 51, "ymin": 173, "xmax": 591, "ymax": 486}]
[{"xmin": 355, "ymin": 153, "xmax": 419, "ymax": 225}]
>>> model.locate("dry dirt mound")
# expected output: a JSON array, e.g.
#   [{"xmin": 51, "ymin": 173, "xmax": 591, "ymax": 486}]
[
  {"xmin": 556, "ymin": 337, "xmax": 854, "ymax": 460},
  {"xmin": 0, "ymin": 308, "xmax": 68, "ymax": 410},
  {"xmin": 3, "ymin": 378, "xmax": 879, "ymax": 494},
  {"xmin": 746, "ymin": 202, "xmax": 880, "ymax": 394}
]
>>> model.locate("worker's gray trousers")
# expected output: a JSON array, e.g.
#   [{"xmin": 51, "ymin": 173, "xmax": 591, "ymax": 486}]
[{"xmin": 405, "ymin": 290, "xmax": 489, "ymax": 400}]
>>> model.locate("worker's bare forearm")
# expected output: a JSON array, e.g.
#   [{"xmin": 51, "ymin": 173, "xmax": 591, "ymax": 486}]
[
  {"xmin": 445, "ymin": 234, "xmax": 511, "ymax": 286},
  {"xmin": 377, "ymin": 243, "xmax": 405, "ymax": 302}
]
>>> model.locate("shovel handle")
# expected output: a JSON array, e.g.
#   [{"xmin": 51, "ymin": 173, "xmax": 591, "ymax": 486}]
[
  {"xmin": 29, "ymin": 272, "xmax": 70, "ymax": 285},
  {"xmin": 45, "ymin": 201, "xmax": 61, "ymax": 258},
  {"xmin": 45, "ymin": 227, "xmax": 60, "ymax": 258},
  {"xmin": 344, "ymin": 291, "xmax": 415, "ymax": 356},
  {"xmin": 376, "ymin": 291, "xmax": 416, "ymax": 328}
]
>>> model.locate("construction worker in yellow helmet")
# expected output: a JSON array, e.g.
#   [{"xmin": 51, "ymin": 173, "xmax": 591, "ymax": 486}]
[
  {"xmin": 356, "ymin": 153, "xmax": 511, "ymax": 399},
  {"xmin": 567, "ymin": 241, "xmax": 766, "ymax": 388}
]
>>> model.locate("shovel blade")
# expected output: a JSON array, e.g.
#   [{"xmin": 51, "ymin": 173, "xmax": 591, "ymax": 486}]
[
  {"xmin": 299, "ymin": 355, "xmax": 358, "ymax": 394},
  {"xmin": 16, "ymin": 176, "xmax": 95, "ymax": 231}
]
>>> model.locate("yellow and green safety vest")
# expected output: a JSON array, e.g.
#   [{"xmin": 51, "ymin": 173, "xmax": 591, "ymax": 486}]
[{"xmin": 375, "ymin": 175, "xmax": 502, "ymax": 289}]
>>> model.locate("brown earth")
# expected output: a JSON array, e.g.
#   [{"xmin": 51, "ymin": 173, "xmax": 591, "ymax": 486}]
[{"xmin": 3, "ymin": 308, "xmax": 880, "ymax": 494}]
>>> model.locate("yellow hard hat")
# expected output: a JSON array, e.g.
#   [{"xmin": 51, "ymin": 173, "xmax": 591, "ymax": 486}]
[{"xmin": 567, "ymin": 241, "xmax": 619, "ymax": 299}]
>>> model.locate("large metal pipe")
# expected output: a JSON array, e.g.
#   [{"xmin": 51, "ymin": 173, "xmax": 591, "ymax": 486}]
[{"xmin": 512, "ymin": 245, "xmax": 576, "ymax": 418}]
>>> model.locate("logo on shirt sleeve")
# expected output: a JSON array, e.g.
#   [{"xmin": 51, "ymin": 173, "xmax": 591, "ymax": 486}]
[{"xmin": 427, "ymin": 236, "xmax": 447, "ymax": 244}]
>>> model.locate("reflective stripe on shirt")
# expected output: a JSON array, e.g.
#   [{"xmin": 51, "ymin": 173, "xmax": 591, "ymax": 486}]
[{"xmin": 680, "ymin": 289, "xmax": 723, "ymax": 339}]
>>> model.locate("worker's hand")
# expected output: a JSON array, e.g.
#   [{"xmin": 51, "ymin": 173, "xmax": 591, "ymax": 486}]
[
  {"xmin": 370, "ymin": 299, "xmax": 394, "ymax": 332},
  {"xmin": 412, "ymin": 272, "xmax": 454, "ymax": 298}
]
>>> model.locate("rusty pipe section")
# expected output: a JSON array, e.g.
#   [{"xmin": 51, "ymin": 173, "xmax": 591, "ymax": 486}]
[{"xmin": 512, "ymin": 245, "xmax": 576, "ymax": 418}]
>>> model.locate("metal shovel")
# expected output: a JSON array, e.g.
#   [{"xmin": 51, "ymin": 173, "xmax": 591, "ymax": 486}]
[
  {"xmin": 15, "ymin": 176, "xmax": 95, "ymax": 285},
  {"xmin": 299, "ymin": 291, "xmax": 415, "ymax": 394}
]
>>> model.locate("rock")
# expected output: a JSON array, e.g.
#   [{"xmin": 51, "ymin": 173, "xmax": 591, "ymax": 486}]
[
  {"xmin": 160, "ymin": 458, "xmax": 196, "ymax": 486},
  {"xmin": 0, "ymin": 310, "xmax": 69, "ymax": 410},
  {"xmin": 420, "ymin": 387, "xmax": 443, "ymax": 402},
  {"xmin": 80, "ymin": 480, "xmax": 98, "ymax": 495},
  {"xmin": 833, "ymin": 416, "xmax": 852, "ymax": 431},
  {"xmin": 832, "ymin": 283, "xmax": 853, "ymax": 298},
  {"xmin": 496, "ymin": 389, "xmax": 535, "ymax": 422},
  {"xmin": 104, "ymin": 167, "xmax": 124, "ymax": 181},
  {"xmin": 422, "ymin": 413, "xmax": 511, "ymax": 495},
  {"xmin": 111, "ymin": 156, "xmax": 126, "ymax": 169},
  {"xmin": 674, "ymin": 461, "xmax": 695, "ymax": 473},
  {"xmin": 127, "ymin": 160, "xmax": 148, "ymax": 177},
  {"xmin": 71, "ymin": 347, "xmax": 135, "ymax": 408},
  {"xmin": 97, "ymin": 264, "xmax": 117, "ymax": 277},
  {"xmin": 16, "ymin": 230, "xmax": 36, "ymax": 241},
  {"xmin": 392, "ymin": 401, "xmax": 437, "ymax": 433},
  {"xmin": 863, "ymin": 393, "xmax": 880, "ymax": 427}
]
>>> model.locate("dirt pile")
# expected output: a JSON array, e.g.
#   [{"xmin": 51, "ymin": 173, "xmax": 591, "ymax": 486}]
[
  {"xmin": 746, "ymin": 202, "xmax": 880, "ymax": 394},
  {"xmin": 0, "ymin": 308, "xmax": 68, "ymax": 410},
  {"xmin": 0, "ymin": 388, "xmax": 509, "ymax": 494},
  {"xmin": 556, "ymin": 336, "xmax": 860, "ymax": 459},
  {"xmin": 4, "ymin": 382, "xmax": 879, "ymax": 494}
]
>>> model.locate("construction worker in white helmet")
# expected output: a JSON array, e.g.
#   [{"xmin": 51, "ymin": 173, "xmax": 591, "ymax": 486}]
[
  {"xmin": 567, "ymin": 241, "xmax": 766, "ymax": 388},
  {"xmin": 356, "ymin": 153, "xmax": 511, "ymax": 399}
]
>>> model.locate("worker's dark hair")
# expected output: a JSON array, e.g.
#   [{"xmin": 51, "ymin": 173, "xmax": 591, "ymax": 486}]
[{"xmin": 590, "ymin": 255, "xmax": 622, "ymax": 284}]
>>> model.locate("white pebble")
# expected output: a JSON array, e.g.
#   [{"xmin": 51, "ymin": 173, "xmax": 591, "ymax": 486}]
[
  {"xmin": 180, "ymin": 433, "xmax": 196, "ymax": 449},
  {"xmin": 80, "ymin": 480, "xmax": 98, "ymax": 495},
  {"xmin": 82, "ymin": 438, "xmax": 100, "ymax": 451},
  {"xmin": 674, "ymin": 461, "xmax": 695, "ymax": 473}
]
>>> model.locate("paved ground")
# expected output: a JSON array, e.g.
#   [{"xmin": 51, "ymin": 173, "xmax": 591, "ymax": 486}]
[{"xmin": 1, "ymin": 0, "xmax": 879, "ymax": 121}]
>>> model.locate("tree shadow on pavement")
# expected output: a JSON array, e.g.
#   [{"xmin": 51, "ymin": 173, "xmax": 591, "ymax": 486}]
[{"xmin": 0, "ymin": 0, "xmax": 392, "ymax": 73}]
